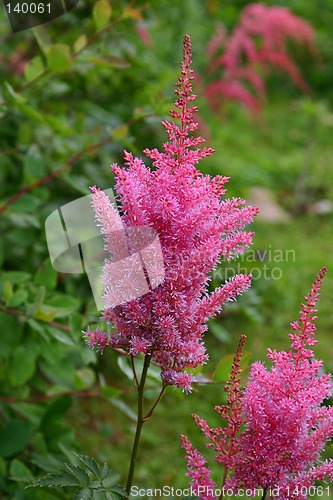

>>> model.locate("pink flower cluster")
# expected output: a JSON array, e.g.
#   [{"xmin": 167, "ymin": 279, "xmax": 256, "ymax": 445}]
[
  {"xmin": 182, "ymin": 268, "xmax": 333, "ymax": 497},
  {"xmin": 84, "ymin": 35, "xmax": 257, "ymax": 391},
  {"xmin": 206, "ymin": 3, "xmax": 316, "ymax": 112}
]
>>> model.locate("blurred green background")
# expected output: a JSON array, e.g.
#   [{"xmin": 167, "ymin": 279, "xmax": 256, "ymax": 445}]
[{"xmin": 1, "ymin": 0, "xmax": 333, "ymax": 498}]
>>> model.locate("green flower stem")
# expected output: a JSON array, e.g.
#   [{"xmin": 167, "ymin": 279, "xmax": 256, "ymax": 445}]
[
  {"xmin": 126, "ymin": 354, "xmax": 151, "ymax": 495},
  {"xmin": 143, "ymin": 385, "xmax": 166, "ymax": 421}
]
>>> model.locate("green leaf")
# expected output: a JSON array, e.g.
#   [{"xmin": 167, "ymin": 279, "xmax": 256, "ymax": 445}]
[
  {"xmin": 10, "ymin": 194, "xmax": 42, "ymax": 213},
  {"xmin": 213, "ymin": 351, "xmax": 252, "ymax": 383},
  {"xmin": 213, "ymin": 354, "xmax": 235, "ymax": 383},
  {"xmin": 8, "ymin": 289, "xmax": 28, "ymax": 307},
  {"xmin": 35, "ymin": 259, "xmax": 57, "ymax": 290},
  {"xmin": 108, "ymin": 485, "xmax": 128, "ymax": 499},
  {"xmin": 74, "ymin": 368, "xmax": 96, "ymax": 390},
  {"xmin": 109, "ymin": 398, "xmax": 136, "ymax": 421},
  {"xmin": 74, "ymin": 489, "xmax": 93, "ymax": 500},
  {"xmin": 117, "ymin": 357, "xmax": 134, "ymax": 381},
  {"xmin": 99, "ymin": 463, "xmax": 110, "ymax": 481},
  {"xmin": 32, "ymin": 25, "xmax": 51, "ymax": 54},
  {"xmin": 17, "ymin": 103, "xmax": 47, "ymax": 123},
  {"xmin": 23, "ymin": 144, "xmax": 44, "ymax": 182},
  {"xmin": 64, "ymin": 464, "xmax": 90, "ymax": 486},
  {"xmin": 48, "ymin": 294, "xmax": 80, "ymax": 316},
  {"xmin": 28, "ymin": 471, "xmax": 83, "ymax": 488},
  {"xmin": 1, "ymin": 271, "xmax": 31, "ymax": 284},
  {"xmin": 46, "ymin": 325, "xmax": 75, "ymax": 346},
  {"xmin": 42, "ymin": 396, "xmax": 72, "ymax": 424},
  {"xmin": 72, "ymin": 453, "xmax": 100, "ymax": 479},
  {"xmin": 9, "ymin": 345, "xmax": 36, "ymax": 386},
  {"xmin": 0, "ymin": 312, "xmax": 23, "ymax": 358},
  {"xmin": 3, "ymin": 280, "xmax": 13, "ymax": 304},
  {"xmin": 34, "ymin": 304, "xmax": 58, "ymax": 322},
  {"xmin": 0, "ymin": 420, "xmax": 32, "ymax": 458},
  {"xmin": 9, "ymin": 459, "xmax": 34, "ymax": 483},
  {"xmin": 112, "ymin": 124, "xmax": 129, "ymax": 140},
  {"xmin": 89, "ymin": 56, "xmax": 130, "ymax": 69},
  {"xmin": 101, "ymin": 385, "xmax": 121, "ymax": 398},
  {"xmin": 4, "ymin": 82, "xmax": 26, "ymax": 104},
  {"xmin": 70, "ymin": 313, "xmax": 83, "ymax": 340},
  {"xmin": 46, "ymin": 44, "xmax": 72, "ymax": 73},
  {"xmin": 209, "ymin": 321, "xmax": 231, "ymax": 343},
  {"xmin": 73, "ymin": 34, "xmax": 87, "ymax": 53},
  {"xmin": 24, "ymin": 55, "xmax": 45, "ymax": 82},
  {"xmin": 93, "ymin": 0, "xmax": 112, "ymax": 30}
]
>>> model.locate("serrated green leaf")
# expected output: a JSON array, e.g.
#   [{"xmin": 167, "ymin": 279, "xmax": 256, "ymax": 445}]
[
  {"xmin": 24, "ymin": 55, "xmax": 45, "ymax": 82},
  {"xmin": 72, "ymin": 453, "xmax": 100, "ymax": 479},
  {"xmin": 109, "ymin": 485, "xmax": 128, "ymax": 499},
  {"xmin": 27, "ymin": 471, "xmax": 82, "ymax": 488},
  {"xmin": 46, "ymin": 44, "xmax": 72, "ymax": 73},
  {"xmin": 64, "ymin": 463, "xmax": 90, "ymax": 486},
  {"xmin": 99, "ymin": 463, "xmax": 110, "ymax": 481},
  {"xmin": 93, "ymin": 0, "xmax": 112, "ymax": 30},
  {"xmin": 74, "ymin": 489, "xmax": 93, "ymax": 500}
]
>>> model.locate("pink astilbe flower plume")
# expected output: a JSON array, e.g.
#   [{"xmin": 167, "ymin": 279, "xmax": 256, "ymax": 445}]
[
  {"xmin": 230, "ymin": 267, "xmax": 333, "ymax": 498},
  {"xmin": 84, "ymin": 35, "xmax": 257, "ymax": 391},
  {"xmin": 206, "ymin": 3, "xmax": 316, "ymax": 112},
  {"xmin": 182, "ymin": 269, "xmax": 333, "ymax": 498},
  {"xmin": 181, "ymin": 335, "xmax": 247, "ymax": 499}
]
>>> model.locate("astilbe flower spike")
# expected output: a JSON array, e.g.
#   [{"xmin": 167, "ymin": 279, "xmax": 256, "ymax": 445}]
[
  {"xmin": 84, "ymin": 35, "xmax": 257, "ymax": 391},
  {"xmin": 181, "ymin": 335, "xmax": 247, "ymax": 497},
  {"xmin": 206, "ymin": 3, "xmax": 316, "ymax": 112},
  {"xmin": 229, "ymin": 267, "xmax": 333, "ymax": 498},
  {"xmin": 182, "ymin": 269, "xmax": 333, "ymax": 498}
]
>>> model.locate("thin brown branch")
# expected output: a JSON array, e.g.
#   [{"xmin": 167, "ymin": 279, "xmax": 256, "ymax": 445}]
[
  {"xmin": 0, "ymin": 305, "xmax": 70, "ymax": 332},
  {"xmin": 0, "ymin": 135, "xmax": 113, "ymax": 214}
]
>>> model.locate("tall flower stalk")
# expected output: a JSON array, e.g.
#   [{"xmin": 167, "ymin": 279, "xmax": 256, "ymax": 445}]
[
  {"xmin": 182, "ymin": 268, "xmax": 333, "ymax": 499},
  {"xmin": 84, "ymin": 34, "xmax": 257, "ymax": 492}
]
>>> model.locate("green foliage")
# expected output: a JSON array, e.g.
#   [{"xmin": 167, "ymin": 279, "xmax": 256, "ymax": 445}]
[
  {"xmin": 1, "ymin": 1, "xmax": 333, "ymax": 499},
  {"xmin": 27, "ymin": 452, "xmax": 127, "ymax": 499}
]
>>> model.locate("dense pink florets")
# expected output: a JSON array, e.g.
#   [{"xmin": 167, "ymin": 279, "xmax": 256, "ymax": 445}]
[{"xmin": 84, "ymin": 35, "xmax": 257, "ymax": 391}]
